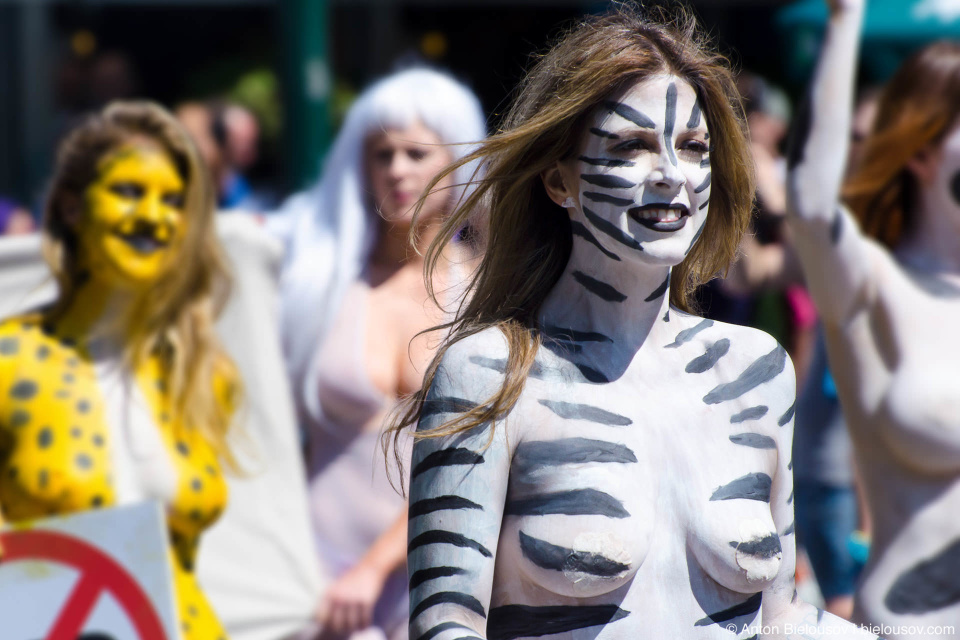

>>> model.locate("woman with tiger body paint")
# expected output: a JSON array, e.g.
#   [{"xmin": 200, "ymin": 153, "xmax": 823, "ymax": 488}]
[
  {"xmin": 787, "ymin": 1, "xmax": 960, "ymax": 638},
  {"xmin": 386, "ymin": 7, "xmax": 876, "ymax": 640}
]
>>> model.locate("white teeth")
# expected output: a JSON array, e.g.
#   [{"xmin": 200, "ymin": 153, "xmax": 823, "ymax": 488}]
[{"xmin": 640, "ymin": 208, "xmax": 680, "ymax": 222}]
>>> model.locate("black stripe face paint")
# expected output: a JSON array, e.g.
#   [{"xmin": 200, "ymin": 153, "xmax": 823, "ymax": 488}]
[
  {"xmin": 686, "ymin": 101, "xmax": 702, "ymax": 129},
  {"xmin": 583, "ymin": 191, "xmax": 635, "ymax": 207},
  {"xmin": 580, "ymin": 173, "xmax": 635, "ymax": 189},
  {"xmin": 729, "ymin": 405, "xmax": 769, "ymax": 424},
  {"xmin": 571, "ymin": 221, "xmax": 621, "ymax": 261},
  {"xmin": 572, "ymin": 270, "xmax": 628, "ymax": 302},
  {"xmin": 710, "ymin": 473, "xmax": 773, "ymax": 502},
  {"xmin": 578, "ymin": 156, "xmax": 634, "ymax": 168},
  {"xmin": 488, "ymin": 604, "xmax": 629, "ymax": 640},
  {"xmin": 703, "ymin": 345, "xmax": 787, "ymax": 404},
  {"xmin": 519, "ymin": 531, "xmax": 630, "ymax": 577},
  {"xmin": 513, "ymin": 438, "xmax": 637, "ymax": 474},
  {"xmin": 778, "ymin": 401, "xmax": 796, "ymax": 427},
  {"xmin": 700, "ymin": 156, "xmax": 711, "ymax": 168},
  {"xmin": 663, "ymin": 82, "xmax": 679, "ymax": 167},
  {"xmin": 505, "ymin": 488, "xmax": 630, "ymax": 518},
  {"xmin": 694, "ymin": 173, "xmax": 711, "ymax": 193},
  {"xmin": 605, "ymin": 100, "xmax": 656, "ymax": 129},
  {"xmin": 582, "ymin": 206, "xmax": 644, "ymax": 251},
  {"xmin": 685, "ymin": 338, "xmax": 730, "ymax": 373},
  {"xmin": 644, "ymin": 273, "xmax": 670, "ymax": 302},
  {"xmin": 589, "ymin": 127, "xmax": 619, "ymax": 139},
  {"xmin": 694, "ymin": 592, "xmax": 763, "ymax": 626},
  {"xmin": 538, "ymin": 399, "xmax": 633, "ymax": 425}
]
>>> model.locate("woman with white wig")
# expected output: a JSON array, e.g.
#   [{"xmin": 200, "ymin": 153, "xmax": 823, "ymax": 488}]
[{"xmin": 269, "ymin": 68, "xmax": 486, "ymax": 640}]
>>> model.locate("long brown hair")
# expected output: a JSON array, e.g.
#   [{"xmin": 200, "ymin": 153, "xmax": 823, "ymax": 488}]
[
  {"xmin": 843, "ymin": 41, "xmax": 960, "ymax": 248},
  {"xmin": 42, "ymin": 100, "xmax": 241, "ymax": 464},
  {"xmin": 385, "ymin": 5, "xmax": 754, "ymax": 478}
]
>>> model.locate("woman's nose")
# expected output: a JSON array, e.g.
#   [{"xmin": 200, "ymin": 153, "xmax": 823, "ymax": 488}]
[{"xmin": 647, "ymin": 153, "xmax": 685, "ymax": 190}]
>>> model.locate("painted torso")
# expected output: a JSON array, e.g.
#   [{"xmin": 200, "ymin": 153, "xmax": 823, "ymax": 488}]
[{"xmin": 0, "ymin": 314, "xmax": 229, "ymax": 640}]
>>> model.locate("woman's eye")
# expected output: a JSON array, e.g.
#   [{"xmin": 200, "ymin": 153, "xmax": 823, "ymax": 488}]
[
  {"xmin": 162, "ymin": 192, "xmax": 185, "ymax": 208},
  {"xmin": 408, "ymin": 149, "xmax": 427, "ymax": 162},
  {"xmin": 374, "ymin": 150, "xmax": 393, "ymax": 164},
  {"xmin": 109, "ymin": 183, "xmax": 144, "ymax": 199},
  {"xmin": 679, "ymin": 140, "xmax": 709, "ymax": 154}
]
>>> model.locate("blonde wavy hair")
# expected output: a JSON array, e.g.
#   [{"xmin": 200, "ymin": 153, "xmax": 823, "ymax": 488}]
[
  {"xmin": 386, "ymin": 6, "xmax": 754, "ymax": 477},
  {"xmin": 42, "ymin": 100, "xmax": 241, "ymax": 465}
]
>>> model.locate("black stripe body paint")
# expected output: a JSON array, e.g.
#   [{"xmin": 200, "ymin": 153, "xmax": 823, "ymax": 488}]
[
  {"xmin": 686, "ymin": 101, "xmax": 702, "ymax": 129},
  {"xmin": 505, "ymin": 488, "xmax": 629, "ymax": 518},
  {"xmin": 571, "ymin": 221, "xmax": 621, "ymax": 261},
  {"xmin": 409, "ymin": 495, "xmax": 483, "ymax": 518},
  {"xmin": 513, "ymin": 438, "xmax": 637, "ymax": 474},
  {"xmin": 416, "ymin": 622, "xmax": 475, "ymax": 640},
  {"xmin": 729, "ymin": 433, "xmax": 776, "ymax": 449},
  {"xmin": 538, "ymin": 399, "xmax": 632, "ymax": 426},
  {"xmin": 411, "ymin": 591, "xmax": 486, "ymax": 621},
  {"xmin": 885, "ymin": 538, "xmax": 960, "ymax": 614},
  {"xmin": 730, "ymin": 534, "xmax": 782, "ymax": 558},
  {"xmin": 519, "ymin": 531, "xmax": 629, "ymax": 577},
  {"xmin": 581, "ymin": 173, "xmax": 635, "ymax": 189},
  {"xmin": 488, "ymin": 604, "xmax": 629, "ymax": 640},
  {"xmin": 408, "ymin": 530, "xmax": 492, "ymax": 557},
  {"xmin": 703, "ymin": 345, "xmax": 787, "ymax": 404},
  {"xmin": 644, "ymin": 274, "xmax": 670, "ymax": 302},
  {"xmin": 605, "ymin": 100, "xmax": 655, "ymax": 129},
  {"xmin": 422, "ymin": 396, "xmax": 479, "ymax": 420},
  {"xmin": 579, "ymin": 156, "xmax": 634, "ymax": 168},
  {"xmin": 665, "ymin": 319, "xmax": 713, "ymax": 348},
  {"xmin": 700, "ymin": 157, "xmax": 711, "ymax": 168},
  {"xmin": 541, "ymin": 325, "xmax": 613, "ymax": 345},
  {"xmin": 575, "ymin": 363, "xmax": 610, "ymax": 383},
  {"xmin": 783, "ymin": 521, "xmax": 796, "ymax": 536},
  {"xmin": 663, "ymin": 83, "xmax": 678, "ymax": 166},
  {"xmin": 699, "ymin": 199, "xmax": 710, "ymax": 210},
  {"xmin": 710, "ymin": 472, "xmax": 772, "ymax": 502},
  {"xmin": 778, "ymin": 401, "xmax": 796, "ymax": 426},
  {"xmin": 685, "ymin": 338, "xmax": 730, "ymax": 373},
  {"xmin": 583, "ymin": 206, "xmax": 644, "ymax": 252},
  {"xmin": 687, "ymin": 220, "xmax": 706, "ymax": 252},
  {"xmin": 730, "ymin": 405, "xmax": 769, "ymax": 424},
  {"xmin": 694, "ymin": 592, "xmax": 763, "ymax": 626},
  {"xmin": 409, "ymin": 566, "xmax": 468, "ymax": 590},
  {"xmin": 694, "ymin": 173, "xmax": 712, "ymax": 193},
  {"xmin": 584, "ymin": 191, "xmax": 634, "ymax": 207},
  {"xmin": 952, "ymin": 171, "xmax": 960, "ymax": 206},
  {"xmin": 589, "ymin": 127, "xmax": 619, "ymax": 139},
  {"xmin": 572, "ymin": 271, "xmax": 627, "ymax": 303},
  {"xmin": 830, "ymin": 207, "xmax": 844, "ymax": 244},
  {"xmin": 412, "ymin": 448, "xmax": 484, "ymax": 480}
]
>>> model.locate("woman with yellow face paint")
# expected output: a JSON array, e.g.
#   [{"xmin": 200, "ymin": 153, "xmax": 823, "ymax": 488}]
[{"xmin": 0, "ymin": 101, "xmax": 241, "ymax": 640}]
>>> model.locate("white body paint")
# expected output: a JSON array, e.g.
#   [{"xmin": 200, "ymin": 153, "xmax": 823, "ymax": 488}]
[
  {"xmin": 408, "ymin": 76, "xmax": 875, "ymax": 640},
  {"xmin": 787, "ymin": 3, "xmax": 960, "ymax": 638}
]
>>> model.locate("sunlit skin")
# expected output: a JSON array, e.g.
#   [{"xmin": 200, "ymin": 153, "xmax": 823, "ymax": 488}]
[{"xmin": 0, "ymin": 144, "xmax": 229, "ymax": 640}]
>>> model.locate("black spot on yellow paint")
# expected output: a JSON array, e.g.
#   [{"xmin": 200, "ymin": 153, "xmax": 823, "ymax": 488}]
[
  {"xmin": 37, "ymin": 427, "xmax": 53, "ymax": 448},
  {"xmin": 92, "ymin": 434, "xmax": 104, "ymax": 447},
  {"xmin": 188, "ymin": 605, "xmax": 198, "ymax": 617},
  {"xmin": 76, "ymin": 453, "xmax": 93, "ymax": 470},
  {"xmin": 55, "ymin": 389, "xmax": 70, "ymax": 399},
  {"xmin": 160, "ymin": 413, "xmax": 170, "ymax": 423},
  {"xmin": 67, "ymin": 357, "xmax": 79, "ymax": 367},
  {"xmin": 11, "ymin": 379, "xmax": 38, "ymax": 400},
  {"xmin": 189, "ymin": 509, "xmax": 202, "ymax": 522},
  {"xmin": 71, "ymin": 426, "xmax": 82, "ymax": 438},
  {"xmin": 205, "ymin": 464, "xmax": 217, "ymax": 477},
  {"xmin": 40, "ymin": 322, "xmax": 54, "ymax": 336},
  {"xmin": 38, "ymin": 469, "xmax": 49, "ymax": 489},
  {"xmin": 60, "ymin": 337, "xmax": 76, "ymax": 348},
  {"xmin": 10, "ymin": 409, "xmax": 30, "ymax": 428},
  {"xmin": 177, "ymin": 442, "xmax": 190, "ymax": 457},
  {"xmin": 77, "ymin": 399, "xmax": 91, "ymax": 413},
  {"xmin": 92, "ymin": 495, "xmax": 103, "ymax": 508},
  {"xmin": 0, "ymin": 337, "xmax": 20, "ymax": 355},
  {"xmin": 36, "ymin": 345, "xmax": 50, "ymax": 360},
  {"xmin": 63, "ymin": 373, "xmax": 75, "ymax": 384},
  {"xmin": 191, "ymin": 478, "xmax": 202, "ymax": 492}
]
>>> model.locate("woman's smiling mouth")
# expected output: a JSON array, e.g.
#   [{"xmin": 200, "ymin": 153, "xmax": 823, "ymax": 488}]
[
  {"xmin": 116, "ymin": 231, "xmax": 168, "ymax": 254},
  {"xmin": 628, "ymin": 203, "xmax": 690, "ymax": 231}
]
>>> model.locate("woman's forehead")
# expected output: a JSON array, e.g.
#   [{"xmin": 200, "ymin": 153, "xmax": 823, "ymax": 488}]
[{"xmin": 595, "ymin": 74, "xmax": 702, "ymax": 131}]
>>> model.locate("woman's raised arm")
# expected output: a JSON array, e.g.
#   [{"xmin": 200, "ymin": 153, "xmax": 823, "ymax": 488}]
[{"xmin": 786, "ymin": 0, "xmax": 875, "ymax": 327}]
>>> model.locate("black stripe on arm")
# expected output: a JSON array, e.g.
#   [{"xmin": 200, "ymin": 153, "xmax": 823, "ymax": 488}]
[
  {"xmin": 605, "ymin": 100, "xmax": 656, "ymax": 128},
  {"xmin": 571, "ymin": 221, "xmax": 621, "ymax": 261},
  {"xmin": 831, "ymin": 207, "xmax": 844, "ymax": 244},
  {"xmin": 710, "ymin": 473, "xmax": 772, "ymax": 503},
  {"xmin": 411, "ymin": 448, "xmax": 485, "ymax": 480},
  {"xmin": 703, "ymin": 345, "xmax": 787, "ymax": 404},
  {"xmin": 408, "ymin": 530, "xmax": 492, "ymax": 557},
  {"xmin": 513, "ymin": 438, "xmax": 637, "ymax": 474},
  {"xmin": 685, "ymin": 339, "xmax": 730, "ymax": 373},
  {"xmin": 538, "ymin": 399, "xmax": 632, "ymax": 426},
  {"xmin": 644, "ymin": 274, "xmax": 670, "ymax": 302},
  {"xmin": 730, "ymin": 405, "xmax": 769, "ymax": 424},
  {"xmin": 488, "ymin": 604, "xmax": 629, "ymax": 640},
  {"xmin": 572, "ymin": 271, "xmax": 627, "ymax": 303},
  {"xmin": 694, "ymin": 592, "xmax": 762, "ymax": 626},
  {"xmin": 581, "ymin": 173, "xmax": 635, "ymax": 189},
  {"xmin": 409, "ymin": 566, "xmax": 468, "ymax": 590},
  {"xmin": 665, "ymin": 319, "xmax": 713, "ymax": 348},
  {"xmin": 729, "ymin": 433, "xmax": 776, "ymax": 449},
  {"xmin": 411, "ymin": 591, "xmax": 486, "ymax": 621},
  {"xmin": 583, "ymin": 191, "xmax": 634, "ymax": 207},
  {"xmin": 583, "ymin": 206, "xmax": 644, "ymax": 251},
  {"xmin": 578, "ymin": 156, "xmax": 634, "ymax": 168},
  {"xmin": 422, "ymin": 396, "xmax": 480, "ymax": 421},
  {"xmin": 505, "ymin": 488, "xmax": 629, "ymax": 518},
  {"xmin": 519, "ymin": 531, "xmax": 629, "ymax": 577},
  {"xmin": 415, "ymin": 621, "xmax": 475, "ymax": 640},
  {"xmin": 409, "ymin": 495, "xmax": 483, "ymax": 518}
]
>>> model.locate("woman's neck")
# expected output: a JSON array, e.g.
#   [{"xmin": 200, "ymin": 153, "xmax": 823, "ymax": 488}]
[
  {"xmin": 539, "ymin": 229, "xmax": 673, "ymax": 357},
  {"xmin": 370, "ymin": 218, "xmax": 444, "ymax": 271},
  {"xmin": 51, "ymin": 277, "xmax": 144, "ymax": 352}
]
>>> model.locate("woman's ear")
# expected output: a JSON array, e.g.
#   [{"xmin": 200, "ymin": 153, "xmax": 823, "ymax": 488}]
[
  {"xmin": 906, "ymin": 144, "xmax": 942, "ymax": 187},
  {"xmin": 59, "ymin": 192, "xmax": 83, "ymax": 229},
  {"xmin": 540, "ymin": 162, "xmax": 575, "ymax": 208}
]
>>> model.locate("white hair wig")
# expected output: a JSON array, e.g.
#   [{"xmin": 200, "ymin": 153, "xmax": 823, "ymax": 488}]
[{"xmin": 270, "ymin": 67, "xmax": 487, "ymax": 423}]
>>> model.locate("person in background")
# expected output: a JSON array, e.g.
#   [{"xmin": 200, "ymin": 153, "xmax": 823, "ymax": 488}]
[
  {"xmin": 269, "ymin": 68, "xmax": 486, "ymax": 640},
  {"xmin": 0, "ymin": 199, "xmax": 36, "ymax": 236},
  {"xmin": 0, "ymin": 101, "xmax": 241, "ymax": 640}
]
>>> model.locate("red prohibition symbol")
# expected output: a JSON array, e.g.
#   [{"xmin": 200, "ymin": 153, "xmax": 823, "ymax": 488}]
[{"xmin": 0, "ymin": 529, "xmax": 169, "ymax": 640}]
